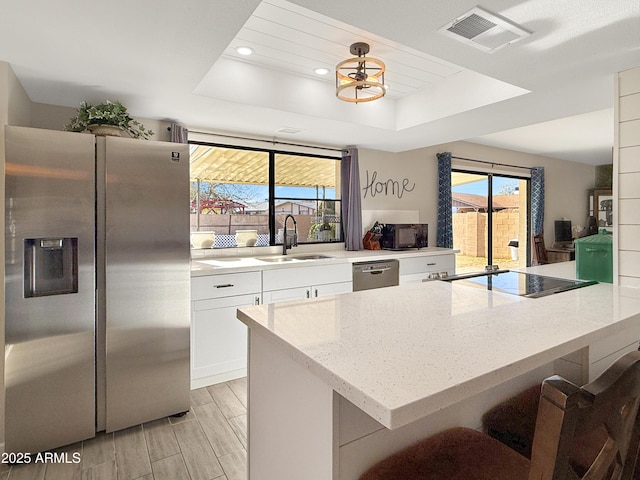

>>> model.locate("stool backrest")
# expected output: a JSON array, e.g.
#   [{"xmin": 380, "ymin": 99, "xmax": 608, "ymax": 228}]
[
  {"xmin": 532, "ymin": 233, "xmax": 548, "ymax": 265},
  {"xmin": 529, "ymin": 350, "xmax": 640, "ymax": 480}
]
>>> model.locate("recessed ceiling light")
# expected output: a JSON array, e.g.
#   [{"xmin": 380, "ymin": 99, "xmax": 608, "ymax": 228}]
[
  {"xmin": 235, "ymin": 46, "xmax": 254, "ymax": 56},
  {"xmin": 314, "ymin": 68, "xmax": 329, "ymax": 75}
]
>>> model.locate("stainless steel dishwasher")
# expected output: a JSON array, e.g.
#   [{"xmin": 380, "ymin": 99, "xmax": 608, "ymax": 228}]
[{"xmin": 352, "ymin": 259, "xmax": 399, "ymax": 291}]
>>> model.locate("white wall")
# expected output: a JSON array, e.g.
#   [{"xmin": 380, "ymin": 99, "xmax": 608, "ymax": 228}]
[
  {"xmin": 357, "ymin": 147, "xmax": 436, "ymax": 227},
  {"xmin": 358, "ymin": 141, "xmax": 597, "ymax": 250},
  {"xmin": 615, "ymin": 66, "xmax": 640, "ymax": 286},
  {"xmin": 31, "ymin": 102, "xmax": 172, "ymax": 142}
]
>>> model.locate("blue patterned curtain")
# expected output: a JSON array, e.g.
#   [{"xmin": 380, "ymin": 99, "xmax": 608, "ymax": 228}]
[
  {"xmin": 531, "ymin": 167, "xmax": 545, "ymax": 235},
  {"xmin": 436, "ymin": 152, "xmax": 453, "ymax": 248},
  {"xmin": 341, "ymin": 148, "xmax": 363, "ymax": 251}
]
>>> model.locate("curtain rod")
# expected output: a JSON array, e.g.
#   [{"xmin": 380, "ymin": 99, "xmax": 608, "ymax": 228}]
[
  {"xmin": 169, "ymin": 127, "xmax": 343, "ymax": 153},
  {"xmin": 451, "ymin": 155, "xmax": 533, "ymax": 171}
]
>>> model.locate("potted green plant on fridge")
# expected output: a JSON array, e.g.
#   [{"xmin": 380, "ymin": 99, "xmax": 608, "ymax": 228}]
[{"xmin": 65, "ymin": 100, "xmax": 154, "ymax": 139}]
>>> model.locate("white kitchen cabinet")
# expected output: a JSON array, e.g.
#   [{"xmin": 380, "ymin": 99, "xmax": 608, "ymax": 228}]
[
  {"xmin": 555, "ymin": 322, "xmax": 640, "ymax": 385},
  {"xmin": 262, "ymin": 263, "xmax": 352, "ymax": 304},
  {"xmin": 191, "ymin": 271, "xmax": 261, "ymax": 388},
  {"xmin": 263, "ymin": 281, "xmax": 352, "ymax": 304},
  {"xmin": 398, "ymin": 253, "xmax": 455, "ymax": 285}
]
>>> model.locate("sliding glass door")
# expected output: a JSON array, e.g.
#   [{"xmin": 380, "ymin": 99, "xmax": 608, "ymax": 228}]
[{"xmin": 452, "ymin": 170, "xmax": 530, "ymax": 274}]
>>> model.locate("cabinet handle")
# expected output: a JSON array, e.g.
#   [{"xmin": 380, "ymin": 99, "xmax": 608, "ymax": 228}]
[
  {"xmin": 314, "ymin": 289, "xmax": 318, "ymax": 297},
  {"xmin": 306, "ymin": 289, "xmax": 310, "ymax": 299},
  {"xmin": 255, "ymin": 296, "xmax": 260, "ymax": 305},
  {"xmin": 426, "ymin": 262, "xmax": 436, "ymax": 266},
  {"xmin": 213, "ymin": 283, "xmax": 234, "ymax": 289}
]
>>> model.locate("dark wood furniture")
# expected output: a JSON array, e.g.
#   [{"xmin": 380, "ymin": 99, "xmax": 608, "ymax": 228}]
[
  {"xmin": 359, "ymin": 350, "xmax": 640, "ymax": 480},
  {"xmin": 532, "ymin": 233, "xmax": 548, "ymax": 265},
  {"xmin": 546, "ymin": 247, "xmax": 576, "ymax": 263}
]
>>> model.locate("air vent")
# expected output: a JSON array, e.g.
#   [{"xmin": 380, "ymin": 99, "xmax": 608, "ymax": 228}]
[
  {"xmin": 276, "ymin": 127, "xmax": 302, "ymax": 134},
  {"xmin": 439, "ymin": 6, "xmax": 531, "ymax": 53}
]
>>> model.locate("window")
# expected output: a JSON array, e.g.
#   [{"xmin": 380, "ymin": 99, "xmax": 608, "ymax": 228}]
[{"xmin": 189, "ymin": 142, "xmax": 342, "ymax": 249}]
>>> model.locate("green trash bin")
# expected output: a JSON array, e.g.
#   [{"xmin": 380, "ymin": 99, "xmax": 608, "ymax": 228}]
[{"xmin": 574, "ymin": 231, "xmax": 613, "ymax": 283}]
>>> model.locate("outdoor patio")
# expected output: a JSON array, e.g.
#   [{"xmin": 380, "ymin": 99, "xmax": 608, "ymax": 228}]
[{"xmin": 455, "ymin": 254, "xmax": 521, "ymax": 274}]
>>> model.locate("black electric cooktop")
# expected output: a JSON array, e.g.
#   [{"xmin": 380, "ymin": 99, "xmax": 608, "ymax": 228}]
[{"xmin": 444, "ymin": 270, "xmax": 597, "ymax": 298}]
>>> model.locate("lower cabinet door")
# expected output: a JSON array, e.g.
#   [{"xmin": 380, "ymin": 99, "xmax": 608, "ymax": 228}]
[
  {"xmin": 262, "ymin": 286, "xmax": 310, "ymax": 304},
  {"xmin": 191, "ymin": 293, "xmax": 258, "ymax": 386},
  {"xmin": 312, "ymin": 281, "xmax": 352, "ymax": 298},
  {"xmin": 263, "ymin": 282, "xmax": 353, "ymax": 304}
]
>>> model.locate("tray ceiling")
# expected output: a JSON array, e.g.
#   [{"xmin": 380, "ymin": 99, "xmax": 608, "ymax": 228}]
[{"xmin": 0, "ymin": 0, "xmax": 637, "ymax": 164}]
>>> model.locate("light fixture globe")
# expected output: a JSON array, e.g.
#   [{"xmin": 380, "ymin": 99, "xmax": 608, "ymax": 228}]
[{"xmin": 336, "ymin": 42, "xmax": 386, "ymax": 103}]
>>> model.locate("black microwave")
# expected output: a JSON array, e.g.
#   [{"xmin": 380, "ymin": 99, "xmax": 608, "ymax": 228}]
[{"xmin": 380, "ymin": 224, "xmax": 428, "ymax": 250}]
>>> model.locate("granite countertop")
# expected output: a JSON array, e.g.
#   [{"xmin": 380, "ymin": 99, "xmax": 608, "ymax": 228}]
[
  {"xmin": 190, "ymin": 246, "xmax": 457, "ymax": 276},
  {"xmin": 237, "ymin": 264, "xmax": 640, "ymax": 429}
]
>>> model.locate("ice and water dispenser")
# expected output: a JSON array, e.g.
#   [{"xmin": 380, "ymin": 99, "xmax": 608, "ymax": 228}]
[{"xmin": 23, "ymin": 237, "xmax": 78, "ymax": 297}]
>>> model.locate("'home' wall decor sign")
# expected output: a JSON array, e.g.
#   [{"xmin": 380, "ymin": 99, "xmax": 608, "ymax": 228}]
[{"xmin": 362, "ymin": 170, "xmax": 416, "ymax": 199}]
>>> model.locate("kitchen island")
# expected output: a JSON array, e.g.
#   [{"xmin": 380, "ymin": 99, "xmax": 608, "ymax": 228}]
[{"xmin": 237, "ymin": 263, "xmax": 640, "ymax": 480}]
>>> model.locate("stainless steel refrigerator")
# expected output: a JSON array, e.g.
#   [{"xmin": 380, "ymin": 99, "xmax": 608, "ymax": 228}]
[{"xmin": 4, "ymin": 126, "xmax": 191, "ymax": 454}]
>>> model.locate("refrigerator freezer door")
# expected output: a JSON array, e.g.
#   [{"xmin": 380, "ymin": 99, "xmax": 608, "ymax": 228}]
[
  {"xmin": 99, "ymin": 137, "xmax": 190, "ymax": 432},
  {"xmin": 4, "ymin": 126, "xmax": 96, "ymax": 453}
]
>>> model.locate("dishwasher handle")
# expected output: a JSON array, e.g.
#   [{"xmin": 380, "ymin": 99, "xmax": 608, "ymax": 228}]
[{"xmin": 364, "ymin": 267, "xmax": 392, "ymax": 274}]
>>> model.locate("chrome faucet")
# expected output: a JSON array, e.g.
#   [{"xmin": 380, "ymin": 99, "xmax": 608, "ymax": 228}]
[{"xmin": 282, "ymin": 214, "xmax": 298, "ymax": 255}]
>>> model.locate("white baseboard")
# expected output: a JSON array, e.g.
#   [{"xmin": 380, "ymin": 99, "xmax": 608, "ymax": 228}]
[{"xmin": 191, "ymin": 368, "xmax": 247, "ymax": 389}]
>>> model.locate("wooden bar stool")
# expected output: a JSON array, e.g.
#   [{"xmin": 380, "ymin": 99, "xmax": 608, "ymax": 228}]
[
  {"xmin": 483, "ymin": 346, "xmax": 640, "ymax": 478},
  {"xmin": 359, "ymin": 350, "xmax": 640, "ymax": 480},
  {"xmin": 482, "ymin": 383, "xmax": 541, "ymax": 458}
]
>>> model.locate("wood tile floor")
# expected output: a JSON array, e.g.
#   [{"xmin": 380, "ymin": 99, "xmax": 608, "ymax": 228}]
[{"xmin": 2, "ymin": 378, "xmax": 248, "ymax": 480}]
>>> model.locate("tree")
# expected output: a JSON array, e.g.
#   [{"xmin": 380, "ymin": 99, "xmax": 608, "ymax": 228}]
[
  {"xmin": 190, "ymin": 181, "xmax": 264, "ymax": 211},
  {"xmin": 497, "ymin": 182, "xmax": 518, "ymax": 195}
]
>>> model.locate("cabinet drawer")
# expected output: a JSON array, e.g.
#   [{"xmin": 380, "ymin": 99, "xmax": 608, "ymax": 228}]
[
  {"xmin": 194, "ymin": 292, "xmax": 261, "ymax": 311},
  {"xmin": 191, "ymin": 271, "xmax": 262, "ymax": 301},
  {"xmin": 589, "ymin": 323, "xmax": 640, "ymax": 363},
  {"xmin": 398, "ymin": 254, "xmax": 455, "ymax": 276},
  {"xmin": 263, "ymin": 263, "xmax": 351, "ymax": 291},
  {"xmin": 590, "ymin": 342, "xmax": 639, "ymax": 382}
]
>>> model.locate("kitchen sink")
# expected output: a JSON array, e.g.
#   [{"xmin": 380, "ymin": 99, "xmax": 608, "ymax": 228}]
[
  {"xmin": 259, "ymin": 257, "xmax": 298, "ymax": 263},
  {"xmin": 195, "ymin": 254, "xmax": 335, "ymax": 266},
  {"xmin": 257, "ymin": 254, "xmax": 334, "ymax": 263},
  {"xmin": 290, "ymin": 254, "xmax": 333, "ymax": 260}
]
